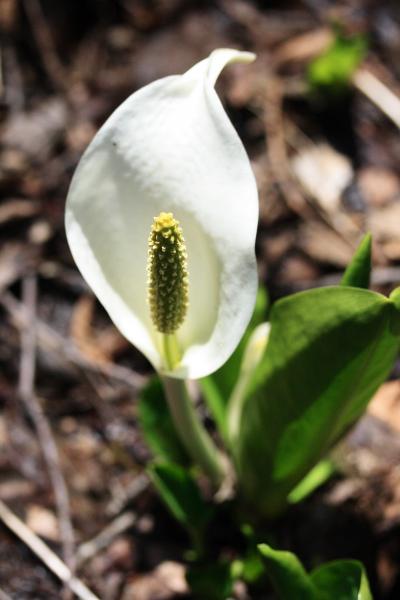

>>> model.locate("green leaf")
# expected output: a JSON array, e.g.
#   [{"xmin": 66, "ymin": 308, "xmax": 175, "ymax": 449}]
[
  {"xmin": 288, "ymin": 459, "xmax": 336, "ymax": 505},
  {"xmin": 198, "ymin": 375, "xmax": 228, "ymax": 443},
  {"xmin": 227, "ymin": 322, "xmax": 271, "ymax": 447},
  {"xmin": 341, "ymin": 233, "xmax": 372, "ymax": 288},
  {"xmin": 308, "ymin": 31, "xmax": 367, "ymax": 94},
  {"xmin": 149, "ymin": 462, "xmax": 212, "ymax": 536},
  {"xmin": 187, "ymin": 561, "xmax": 234, "ymax": 600},
  {"xmin": 311, "ymin": 560, "xmax": 373, "ymax": 600},
  {"xmin": 258, "ymin": 544, "xmax": 317, "ymax": 599},
  {"xmin": 137, "ymin": 376, "xmax": 189, "ymax": 465},
  {"xmin": 200, "ymin": 286, "xmax": 268, "ymax": 440},
  {"xmin": 237, "ymin": 286, "xmax": 400, "ymax": 517},
  {"xmin": 238, "ymin": 524, "xmax": 267, "ymax": 584},
  {"xmin": 258, "ymin": 544, "xmax": 373, "ymax": 600}
]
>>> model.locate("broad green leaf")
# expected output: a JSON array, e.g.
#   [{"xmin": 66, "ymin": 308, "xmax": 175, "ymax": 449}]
[
  {"xmin": 341, "ymin": 233, "xmax": 372, "ymax": 288},
  {"xmin": 311, "ymin": 560, "xmax": 373, "ymax": 600},
  {"xmin": 237, "ymin": 286, "xmax": 400, "ymax": 517},
  {"xmin": 149, "ymin": 462, "xmax": 212, "ymax": 536},
  {"xmin": 258, "ymin": 544, "xmax": 317, "ymax": 599},
  {"xmin": 288, "ymin": 459, "xmax": 336, "ymax": 505},
  {"xmin": 137, "ymin": 376, "xmax": 189, "ymax": 465},
  {"xmin": 259, "ymin": 544, "xmax": 373, "ymax": 600},
  {"xmin": 200, "ymin": 286, "xmax": 268, "ymax": 440},
  {"xmin": 308, "ymin": 32, "xmax": 367, "ymax": 93}
]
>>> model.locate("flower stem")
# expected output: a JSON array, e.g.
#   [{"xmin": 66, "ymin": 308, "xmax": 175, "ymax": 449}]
[
  {"xmin": 162, "ymin": 334, "xmax": 181, "ymax": 370},
  {"xmin": 161, "ymin": 375, "xmax": 225, "ymax": 488}
]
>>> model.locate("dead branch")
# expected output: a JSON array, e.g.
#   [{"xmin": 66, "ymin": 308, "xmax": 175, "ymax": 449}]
[
  {"xmin": 18, "ymin": 275, "xmax": 76, "ymax": 600},
  {"xmin": 262, "ymin": 74, "xmax": 310, "ymax": 216},
  {"xmin": 106, "ymin": 472, "xmax": 150, "ymax": 516},
  {"xmin": 281, "ymin": 265, "xmax": 400, "ymax": 292},
  {"xmin": 0, "ymin": 291, "xmax": 146, "ymax": 391},
  {"xmin": 0, "ymin": 499, "xmax": 99, "ymax": 600},
  {"xmin": 22, "ymin": 0, "xmax": 67, "ymax": 92},
  {"xmin": 76, "ymin": 510, "xmax": 137, "ymax": 567},
  {"xmin": 353, "ymin": 68, "xmax": 400, "ymax": 130}
]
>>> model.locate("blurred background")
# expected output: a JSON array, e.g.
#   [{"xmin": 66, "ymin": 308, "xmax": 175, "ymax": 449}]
[{"xmin": 1, "ymin": 0, "xmax": 400, "ymax": 598}]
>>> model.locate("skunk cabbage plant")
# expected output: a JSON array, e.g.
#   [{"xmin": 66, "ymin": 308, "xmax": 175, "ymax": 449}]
[
  {"xmin": 66, "ymin": 49, "xmax": 400, "ymax": 599},
  {"xmin": 66, "ymin": 48, "xmax": 259, "ymax": 487}
]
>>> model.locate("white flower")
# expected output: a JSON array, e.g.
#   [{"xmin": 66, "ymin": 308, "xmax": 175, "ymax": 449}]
[{"xmin": 65, "ymin": 48, "xmax": 259, "ymax": 379}]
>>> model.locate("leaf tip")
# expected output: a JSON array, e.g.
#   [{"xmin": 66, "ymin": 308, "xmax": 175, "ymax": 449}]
[{"xmin": 341, "ymin": 232, "xmax": 372, "ymax": 288}]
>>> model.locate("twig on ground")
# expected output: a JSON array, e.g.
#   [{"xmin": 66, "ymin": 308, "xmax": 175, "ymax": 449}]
[
  {"xmin": 0, "ymin": 588, "xmax": 13, "ymax": 600},
  {"xmin": 22, "ymin": 0, "xmax": 67, "ymax": 92},
  {"xmin": 280, "ymin": 265, "xmax": 400, "ymax": 292},
  {"xmin": 106, "ymin": 472, "xmax": 150, "ymax": 516},
  {"xmin": 262, "ymin": 78, "xmax": 359, "ymax": 251},
  {"xmin": 353, "ymin": 68, "xmax": 400, "ymax": 130},
  {"xmin": 0, "ymin": 499, "xmax": 100, "ymax": 600},
  {"xmin": 0, "ymin": 1, "xmax": 25, "ymax": 112},
  {"xmin": 370, "ymin": 266, "xmax": 400, "ymax": 287},
  {"xmin": 18, "ymin": 275, "xmax": 75, "ymax": 600},
  {"xmin": 2, "ymin": 44, "xmax": 25, "ymax": 112},
  {"xmin": 0, "ymin": 291, "xmax": 146, "ymax": 390},
  {"xmin": 76, "ymin": 510, "xmax": 137, "ymax": 567},
  {"xmin": 0, "ymin": 244, "xmax": 39, "ymax": 295},
  {"xmin": 262, "ymin": 75, "xmax": 311, "ymax": 216}
]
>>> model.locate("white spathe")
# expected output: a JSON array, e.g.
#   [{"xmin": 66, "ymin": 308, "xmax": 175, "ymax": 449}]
[{"xmin": 65, "ymin": 48, "xmax": 259, "ymax": 379}]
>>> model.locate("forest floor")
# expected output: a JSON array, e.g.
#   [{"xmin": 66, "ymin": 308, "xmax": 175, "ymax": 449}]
[{"xmin": 2, "ymin": 1, "xmax": 400, "ymax": 598}]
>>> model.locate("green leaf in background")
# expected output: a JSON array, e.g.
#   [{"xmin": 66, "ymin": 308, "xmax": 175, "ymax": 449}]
[
  {"xmin": 200, "ymin": 286, "xmax": 268, "ymax": 441},
  {"xmin": 149, "ymin": 462, "xmax": 213, "ymax": 548},
  {"xmin": 187, "ymin": 561, "xmax": 234, "ymax": 600},
  {"xmin": 258, "ymin": 544, "xmax": 373, "ymax": 600},
  {"xmin": 287, "ymin": 459, "xmax": 336, "ymax": 505},
  {"xmin": 137, "ymin": 376, "xmax": 189, "ymax": 465},
  {"xmin": 238, "ymin": 524, "xmax": 268, "ymax": 585},
  {"xmin": 198, "ymin": 375, "xmax": 229, "ymax": 444},
  {"xmin": 341, "ymin": 233, "xmax": 372, "ymax": 288},
  {"xmin": 308, "ymin": 31, "xmax": 367, "ymax": 94},
  {"xmin": 236, "ymin": 286, "xmax": 400, "ymax": 517}
]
